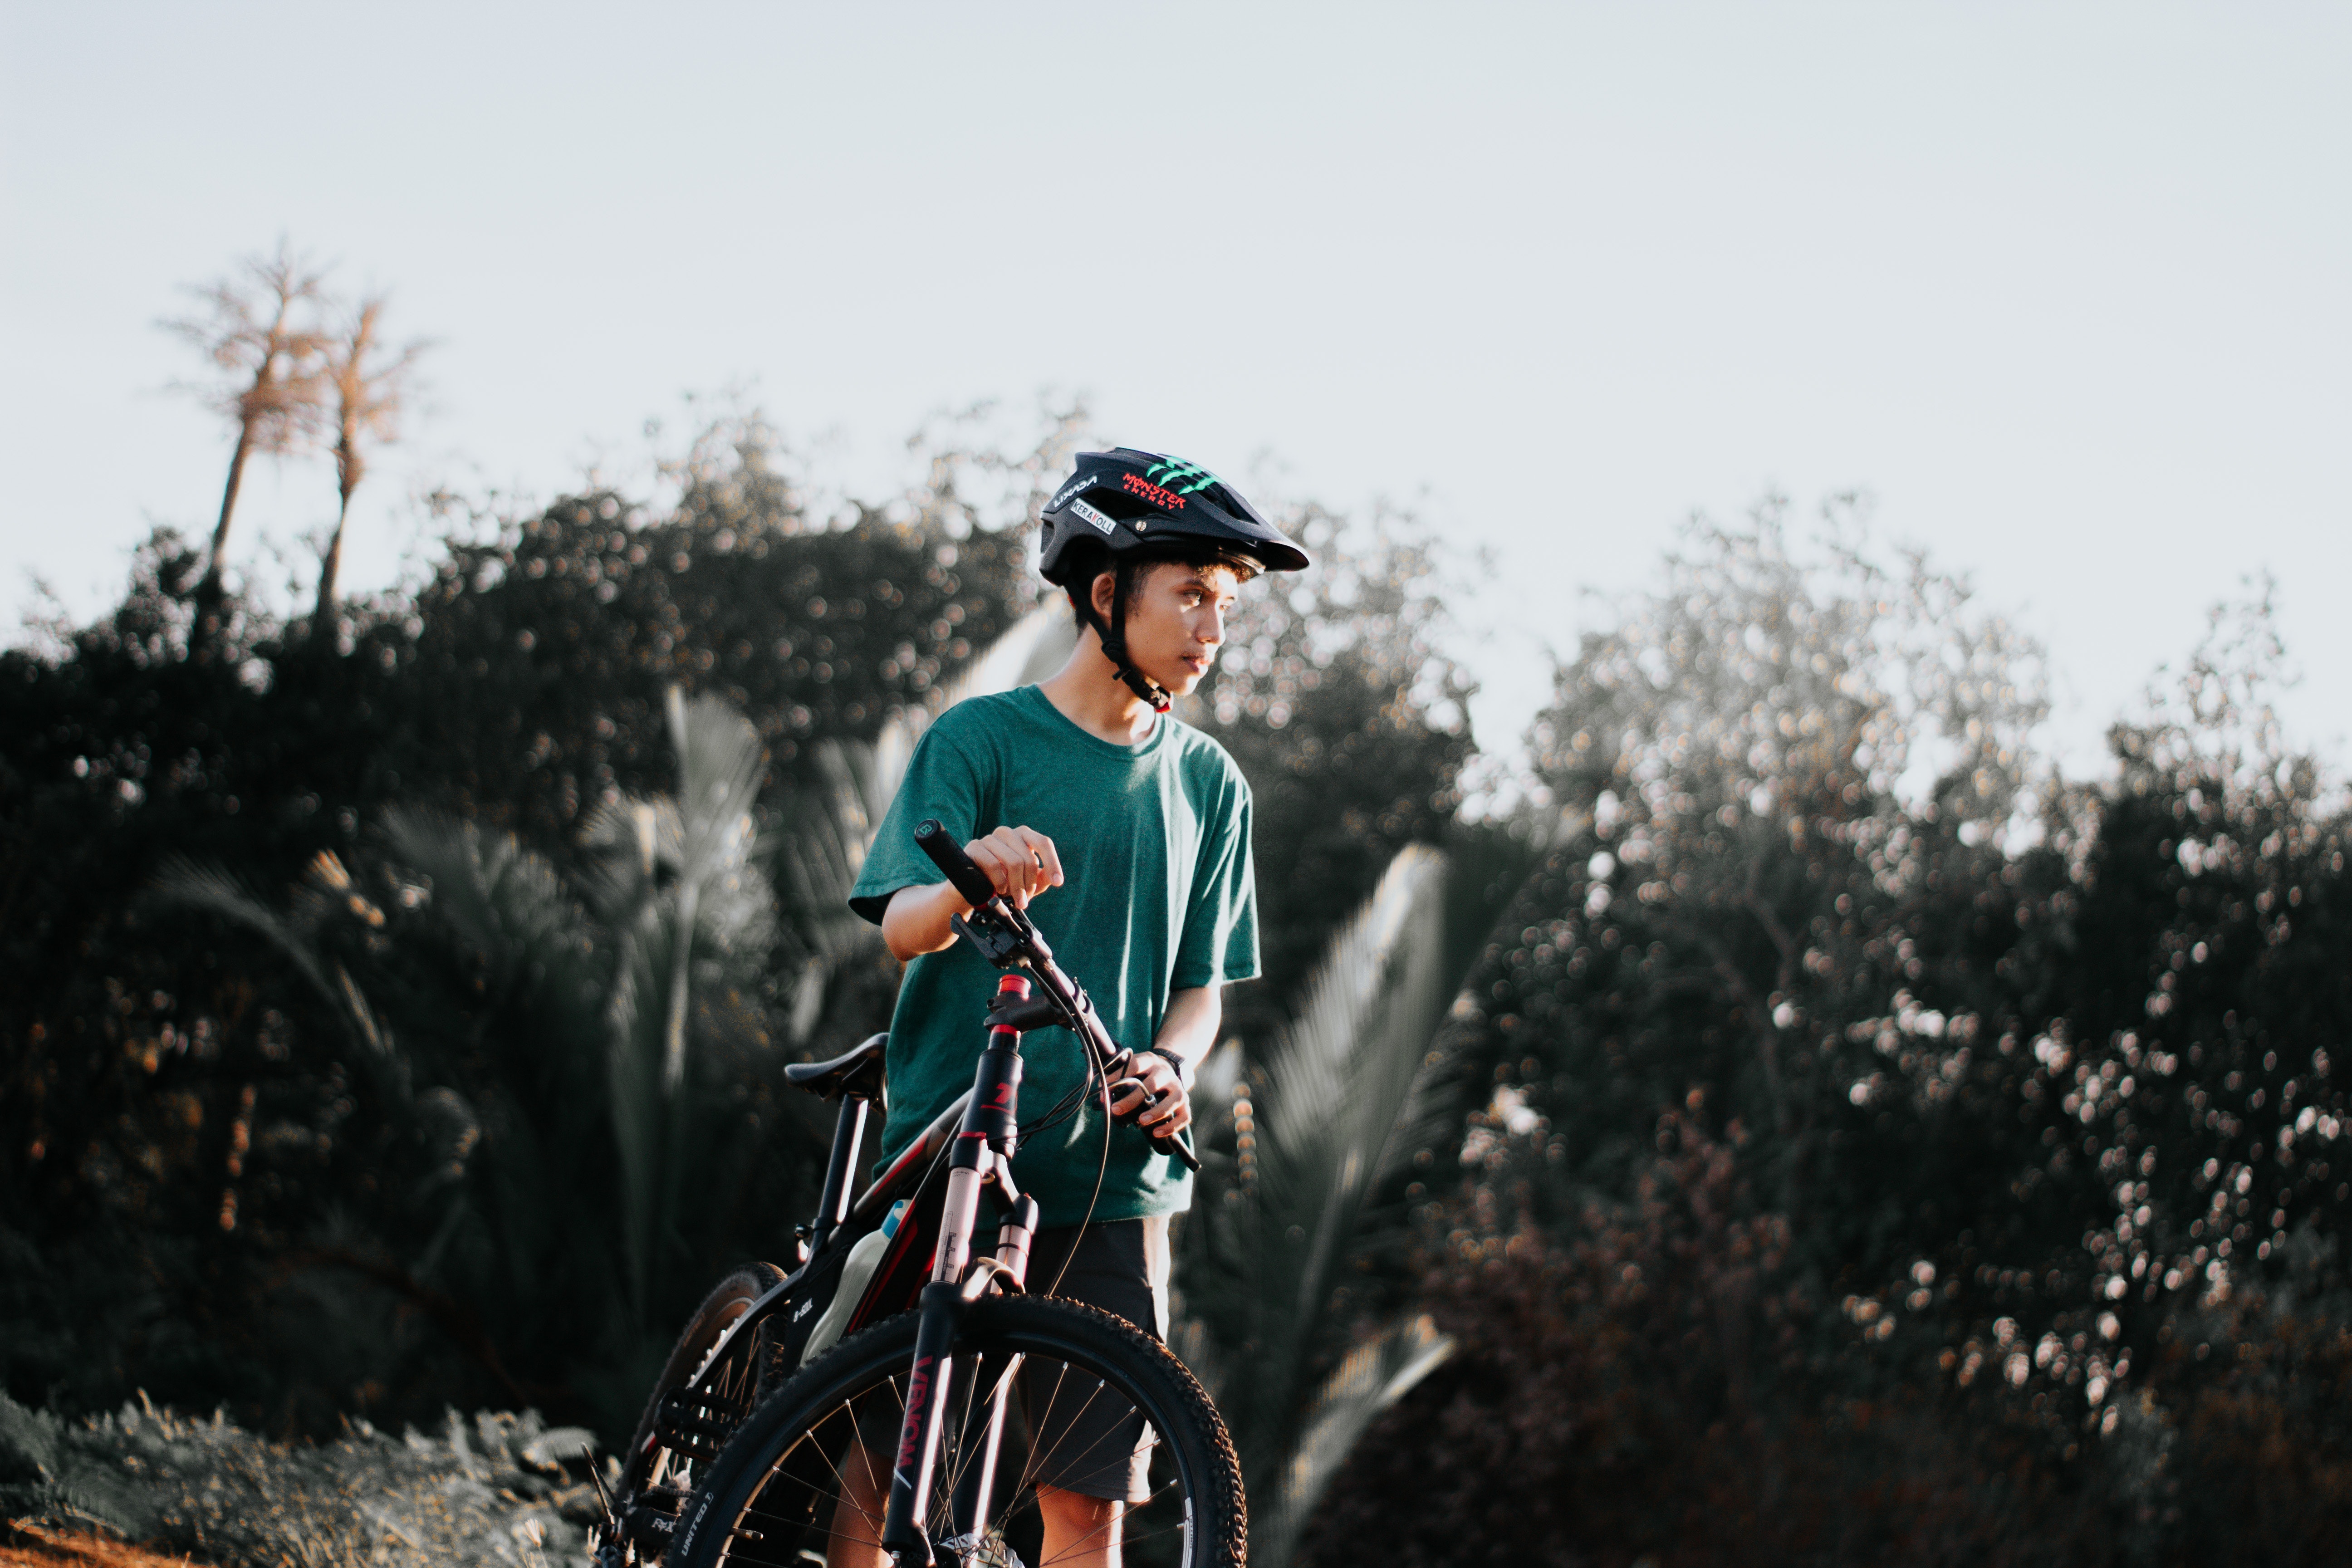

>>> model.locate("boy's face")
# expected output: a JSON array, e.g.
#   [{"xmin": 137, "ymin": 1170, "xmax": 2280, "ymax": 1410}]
[{"xmin": 1092, "ymin": 560, "xmax": 1245, "ymax": 698}]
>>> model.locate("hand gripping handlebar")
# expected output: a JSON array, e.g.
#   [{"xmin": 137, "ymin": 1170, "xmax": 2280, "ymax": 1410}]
[
  {"xmin": 913, "ymin": 819, "xmax": 1201, "ymax": 1172},
  {"xmin": 915, "ymin": 816, "xmax": 1004, "ymax": 912}
]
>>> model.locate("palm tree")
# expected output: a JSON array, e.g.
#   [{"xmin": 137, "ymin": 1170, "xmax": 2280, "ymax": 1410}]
[
  {"xmin": 313, "ymin": 294, "xmax": 429, "ymax": 637},
  {"xmin": 165, "ymin": 241, "xmax": 331, "ymax": 639},
  {"xmin": 578, "ymin": 689, "xmax": 779, "ymax": 1325},
  {"xmin": 156, "ymin": 690, "xmax": 786, "ymax": 1417},
  {"xmin": 1172, "ymin": 845, "xmax": 1473, "ymax": 1566}
]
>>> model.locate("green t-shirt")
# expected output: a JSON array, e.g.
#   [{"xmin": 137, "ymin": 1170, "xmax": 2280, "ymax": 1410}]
[{"xmin": 848, "ymin": 684, "xmax": 1260, "ymax": 1226}]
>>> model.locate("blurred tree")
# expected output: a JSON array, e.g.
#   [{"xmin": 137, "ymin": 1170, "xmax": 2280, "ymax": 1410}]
[
  {"xmin": 1183, "ymin": 502, "xmax": 1476, "ymax": 1040},
  {"xmin": 1938, "ymin": 584, "xmax": 2352, "ymax": 1559},
  {"xmin": 1313, "ymin": 497, "xmax": 2061, "ymax": 1560},
  {"xmin": 1311, "ymin": 517, "xmax": 2352, "ymax": 1565},
  {"xmin": 164, "ymin": 241, "xmax": 331, "ymax": 643},
  {"xmin": 0, "ymin": 407, "xmax": 1068, "ymax": 1435},
  {"xmin": 1474, "ymin": 494, "xmax": 2048, "ymax": 1239},
  {"xmin": 1172, "ymin": 847, "xmax": 1464, "ymax": 1566},
  {"xmin": 312, "ymin": 294, "xmax": 429, "ymax": 637},
  {"xmin": 147, "ymin": 692, "xmax": 793, "ymax": 1434}
]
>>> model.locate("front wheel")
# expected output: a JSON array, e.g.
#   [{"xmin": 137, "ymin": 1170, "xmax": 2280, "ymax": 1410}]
[{"xmin": 671, "ymin": 1295, "xmax": 1245, "ymax": 1568}]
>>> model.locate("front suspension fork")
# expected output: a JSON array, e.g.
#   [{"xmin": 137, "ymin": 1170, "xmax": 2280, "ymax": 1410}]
[{"xmin": 880, "ymin": 976, "xmax": 1042, "ymax": 1567}]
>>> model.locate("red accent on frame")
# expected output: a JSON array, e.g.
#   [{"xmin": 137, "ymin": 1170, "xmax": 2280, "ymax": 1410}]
[
  {"xmin": 896, "ymin": 1355, "xmax": 936, "ymax": 1470},
  {"xmin": 990, "ymin": 973, "xmax": 1031, "ymax": 1035}
]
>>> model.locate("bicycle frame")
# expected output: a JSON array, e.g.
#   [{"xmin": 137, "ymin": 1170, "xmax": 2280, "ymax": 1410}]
[
  {"xmin": 608, "ymin": 1076, "xmax": 960, "ymax": 1563},
  {"xmin": 652, "ymin": 1086, "xmax": 972, "ymax": 1447}
]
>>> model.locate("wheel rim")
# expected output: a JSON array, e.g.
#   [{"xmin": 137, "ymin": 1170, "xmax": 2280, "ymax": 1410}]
[
  {"xmin": 717, "ymin": 1324, "xmax": 1205, "ymax": 1568},
  {"xmin": 618, "ymin": 1282, "xmax": 778, "ymax": 1566},
  {"xmin": 648, "ymin": 1294, "xmax": 765, "ymax": 1490}
]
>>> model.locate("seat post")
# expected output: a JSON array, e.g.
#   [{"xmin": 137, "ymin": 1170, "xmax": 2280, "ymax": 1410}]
[{"xmin": 809, "ymin": 1097, "xmax": 868, "ymax": 1255}]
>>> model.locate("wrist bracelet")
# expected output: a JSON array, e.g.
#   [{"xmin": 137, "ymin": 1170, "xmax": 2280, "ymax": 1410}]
[{"xmin": 1129, "ymin": 1046, "xmax": 1191, "ymax": 1086}]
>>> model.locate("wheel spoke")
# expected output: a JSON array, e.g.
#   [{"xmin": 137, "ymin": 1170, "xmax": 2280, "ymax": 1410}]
[
  {"xmin": 690, "ymin": 1303, "xmax": 1230, "ymax": 1568},
  {"xmin": 937, "ymin": 1351, "xmax": 1025, "ymax": 1514},
  {"xmin": 1016, "ymin": 1368, "xmax": 1146, "ymax": 1497}
]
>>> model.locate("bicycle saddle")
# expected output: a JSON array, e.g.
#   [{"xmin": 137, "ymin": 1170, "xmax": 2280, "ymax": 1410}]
[{"xmin": 784, "ymin": 1034, "xmax": 887, "ymax": 1102}]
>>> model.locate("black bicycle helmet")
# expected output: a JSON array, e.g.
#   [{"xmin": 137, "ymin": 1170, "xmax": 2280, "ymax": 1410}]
[{"xmin": 1038, "ymin": 448, "xmax": 1310, "ymax": 710}]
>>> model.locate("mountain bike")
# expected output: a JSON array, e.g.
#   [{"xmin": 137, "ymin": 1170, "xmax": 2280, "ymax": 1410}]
[{"xmin": 599, "ymin": 819, "xmax": 1243, "ymax": 1568}]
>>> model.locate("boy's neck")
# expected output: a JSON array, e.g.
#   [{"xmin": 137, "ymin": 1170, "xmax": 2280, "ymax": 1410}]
[{"xmin": 1039, "ymin": 631, "xmax": 1160, "ymax": 745}]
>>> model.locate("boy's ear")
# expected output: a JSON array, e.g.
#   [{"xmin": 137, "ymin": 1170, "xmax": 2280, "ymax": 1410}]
[{"xmin": 1089, "ymin": 567, "xmax": 1119, "ymax": 622}]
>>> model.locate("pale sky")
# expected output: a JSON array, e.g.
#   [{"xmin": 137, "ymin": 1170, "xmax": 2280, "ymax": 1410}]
[{"xmin": 5, "ymin": 2, "xmax": 2346, "ymax": 776}]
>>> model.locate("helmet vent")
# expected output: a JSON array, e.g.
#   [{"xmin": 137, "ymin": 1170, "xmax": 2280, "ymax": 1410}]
[{"xmin": 1078, "ymin": 486, "xmax": 1157, "ymax": 523}]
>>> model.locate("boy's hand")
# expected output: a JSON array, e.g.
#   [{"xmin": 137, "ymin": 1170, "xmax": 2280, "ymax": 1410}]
[
  {"xmin": 1108, "ymin": 1053, "xmax": 1192, "ymax": 1138},
  {"xmin": 880, "ymin": 826, "xmax": 1062, "ymax": 960},
  {"xmin": 960, "ymin": 825, "xmax": 1063, "ymax": 910}
]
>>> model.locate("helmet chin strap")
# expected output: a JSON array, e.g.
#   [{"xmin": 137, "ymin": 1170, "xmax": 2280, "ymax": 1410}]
[{"xmin": 1088, "ymin": 559, "xmax": 1172, "ymax": 714}]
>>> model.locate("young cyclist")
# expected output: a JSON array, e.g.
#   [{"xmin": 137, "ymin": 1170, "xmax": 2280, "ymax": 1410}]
[{"xmin": 838, "ymin": 448, "xmax": 1310, "ymax": 1565}]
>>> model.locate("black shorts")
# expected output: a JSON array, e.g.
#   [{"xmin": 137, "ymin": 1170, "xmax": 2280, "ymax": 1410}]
[{"xmin": 1019, "ymin": 1217, "xmax": 1170, "ymax": 1504}]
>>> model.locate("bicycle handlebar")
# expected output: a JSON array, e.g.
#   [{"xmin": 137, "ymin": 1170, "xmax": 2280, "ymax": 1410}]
[
  {"xmin": 913, "ymin": 817, "xmax": 1003, "ymax": 912},
  {"xmin": 912, "ymin": 818, "xmax": 1200, "ymax": 1173}
]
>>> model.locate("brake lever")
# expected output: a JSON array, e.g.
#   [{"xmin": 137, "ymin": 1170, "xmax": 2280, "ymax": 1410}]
[
  {"xmin": 950, "ymin": 909, "xmax": 1036, "ymax": 969},
  {"xmin": 1102, "ymin": 1050, "xmax": 1203, "ymax": 1172},
  {"xmin": 929, "ymin": 850, "xmax": 1203, "ymax": 1172}
]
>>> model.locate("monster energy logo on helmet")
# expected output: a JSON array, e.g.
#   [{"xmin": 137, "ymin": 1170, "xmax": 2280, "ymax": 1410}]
[{"xmin": 1142, "ymin": 456, "xmax": 1224, "ymax": 497}]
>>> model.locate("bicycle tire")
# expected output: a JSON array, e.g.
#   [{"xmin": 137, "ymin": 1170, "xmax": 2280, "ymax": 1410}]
[
  {"xmin": 671, "ymin": 1294, "xmax": 1245, "ymax": 1568},
  {"xmin": 604, "ymin": 1261, "xmax": 791, "ymax": 1566}
]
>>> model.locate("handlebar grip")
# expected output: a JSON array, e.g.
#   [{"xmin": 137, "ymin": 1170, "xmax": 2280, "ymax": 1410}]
[
  {"xmin": 914, "ymin": 818, "xmax": 1003, "ymax": 911},
  {"xmin": 1106, "ymin": 1058, "xmax": 1204, "ymax": 1172}
]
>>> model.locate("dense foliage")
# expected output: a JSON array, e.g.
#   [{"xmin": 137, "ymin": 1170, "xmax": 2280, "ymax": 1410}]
[
  {"xmin": 0, "ymin": 485, "xmax": 1029, "ymax": 1434},
  {"xmin": 1183, "ymin": 501, "xmax": 1475, "ymax": 1033},
  {"xmin": 0, "ymin": 415, "xmax": 1470, "ymax": 1450},
  {"xmin": 1308, "ymin": 509, "xmax": 2352, "ymax": 1566}
]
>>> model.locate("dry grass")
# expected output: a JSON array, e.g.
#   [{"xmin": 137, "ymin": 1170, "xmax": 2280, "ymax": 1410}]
[
  {"xmin": 4, "ymin": 1519, "xmax": 202, "ymax": 1568},
  {"xmin": 2, "ymin": 1395, "xmax": 604, "ymax": 1568}
]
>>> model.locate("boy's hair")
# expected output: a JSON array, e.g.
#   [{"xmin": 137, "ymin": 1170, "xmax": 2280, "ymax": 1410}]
[{"xmin": 1059, "ymin": 540, "xmax": 1260, "ymax": 627}]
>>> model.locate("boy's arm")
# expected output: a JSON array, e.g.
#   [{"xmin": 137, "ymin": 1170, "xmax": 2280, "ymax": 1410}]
[
  {"xmin": 879, "ymin": 824, "xmax": 1064, "ymax": 961},
  {"xmin": 1131, "ymin": 769, "xmax": 1254, "ymax": 1140},
  {"xmin": 1150, "ymin": 985, "xmax": 1220, "ymax": 1082}
]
